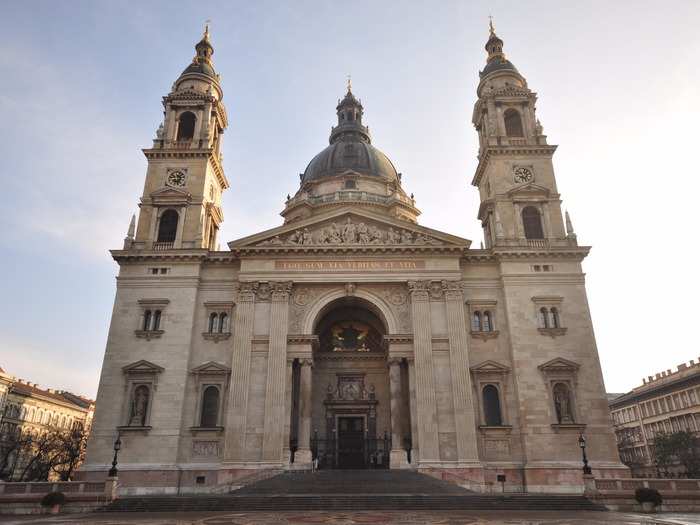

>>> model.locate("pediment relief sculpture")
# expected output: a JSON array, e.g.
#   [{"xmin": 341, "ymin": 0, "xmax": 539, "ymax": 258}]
[{"xmin": 256, "ymin": 217, "xmax": 443, "ymax": 247}]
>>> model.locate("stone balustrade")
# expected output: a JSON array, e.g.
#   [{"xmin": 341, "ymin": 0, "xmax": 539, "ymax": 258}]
[{"xmin": 593, "ymin": 477, "xmax": 700, "ymax": 493}]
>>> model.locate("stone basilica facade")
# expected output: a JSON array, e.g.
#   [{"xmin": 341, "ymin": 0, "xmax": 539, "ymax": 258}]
[{"xmin": 81, "ymin": 25, "xmax": 627, "ymax": 494}]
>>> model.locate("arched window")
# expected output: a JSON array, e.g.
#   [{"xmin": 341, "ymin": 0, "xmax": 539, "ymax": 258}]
[
  {"xmin": 483, "ymin": 311, "xmax": 493, "ymax": 332},
  {"xmin": 482, "ymin": 385, "xmax": 503, "ymax": 426},
  {"xmin": 522, "ymin": 206, "xmax": 544, "ymax": 239},
  {"xmin": 157, "ymin": 209, "xmax": 179, "ymax": 243},
  {"xmin": 143, "ymin": 310, "xmax": 152, "ymax": 331},
  {"xmin": 152, "ymin": 310, "xmax": 161, "ymax": 331},
  {"xmin": 200, "ymin": 386, "xmax": 220, "ymax": 427},
  {"xmin": 504, "ymin": 109, "xmax": 524, "ymax": 137},
  {"xmin": 176, "ymin": 111, "xmax": 196, "ymax": 140},
  {"xmin": 550, "ymin": 308, "xmax": 560, "ymax": 328},
  {"xmin": 538, "ymin": 307, "xmax": 549, "ymax": 328},
  {"xmin": 472, "ymin": 311, "xmax": 482, "ymax": 332},
  {"xmin": 553, "ymin": 382, "xmax": 574, "ymax": 423},
  {"xmin": 209, "ymin": 312, "xmax": 218, "ymax": 333},
  {"xmin": 219, "ymin": 312, "xmax": 228, "ymax": 333}
]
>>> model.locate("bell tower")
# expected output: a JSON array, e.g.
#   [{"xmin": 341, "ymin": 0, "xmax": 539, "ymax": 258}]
[
  {"xmin": 471, "ymin": 21, "xmax": 576, "ymax": 249},
  {"xmin": 127, "ymin": 26, "xmax": 229, "ymax": 252}
]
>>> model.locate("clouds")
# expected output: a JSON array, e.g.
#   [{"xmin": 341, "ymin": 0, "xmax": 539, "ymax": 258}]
[{"xmin": 1, "ymin": 0, "xmax": 699, "ymax": 397}]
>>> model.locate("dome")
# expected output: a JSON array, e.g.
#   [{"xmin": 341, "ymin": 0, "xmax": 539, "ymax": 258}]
[
  {"xmin": 302, "ymin": 139, "xmax": 399, "ymax": 183},
  {"xmin": 480, "ymin": 58, "xmax": 519, "ymax": 78}
]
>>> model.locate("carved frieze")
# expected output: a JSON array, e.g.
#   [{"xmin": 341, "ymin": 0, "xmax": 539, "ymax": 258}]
[{"xmin": 257, "ymin": 217, "xmax": 442, "ymax": 247}]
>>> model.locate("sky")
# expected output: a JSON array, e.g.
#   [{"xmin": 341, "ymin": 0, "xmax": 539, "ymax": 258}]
[{"xmin": 0, "ymin": 0, "xmax": 699, "ymax": 399}]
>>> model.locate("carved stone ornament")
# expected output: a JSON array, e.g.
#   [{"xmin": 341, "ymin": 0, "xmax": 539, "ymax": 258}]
[
  {"xmin": 428, "ymin": 281, "xmax": 444, "ymax": 300},
  {"xmin": 407, "ymin": 280, "xmax": 430, "ymax": 301},
  {"xmin": 238, "ymin": 282, "xmax": 258, "ymax": 302},
  {"xmin": 256, "ymin": 217, "xmax": 443, "ymax": 247}
]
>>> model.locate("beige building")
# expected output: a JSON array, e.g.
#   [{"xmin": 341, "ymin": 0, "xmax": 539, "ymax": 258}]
[
  {"xmin": 610, "ymin": 360, "xmax": 700, "ymax": 477},
  {"xmin": 0, "ymin": 370, "xmax": 95, "ymax": 480},
  {"xmin": 81, "ymin": 24, "xmax": 626, "ymax": 495}
]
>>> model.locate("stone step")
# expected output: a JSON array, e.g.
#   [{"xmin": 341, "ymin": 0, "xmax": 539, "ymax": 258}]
[{"xmin": 100, "ymin": 470, "xmax": 606, "ymax": 512}]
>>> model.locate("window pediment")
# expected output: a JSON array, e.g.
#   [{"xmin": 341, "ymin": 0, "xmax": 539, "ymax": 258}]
[
  {"xmin": 122, "ymin": 360, "xmax": 164, "ymax": 375},
  {"xmin": 149, "ymin": 187, "xmax": 192, "ymax": 206},
  {"xmin": 538, "ymin": 357, "xmax": 580, "ymax": 373},
  {"xmin": 190, "ymin": 361, "xmax": 231, "ymax": 377},
  {"xmin": 505, "ymin": 182, "xmax": 551, "ymax": 200},
  {"xmin": 471, "ymin": 360, "xmax": 511, "ymax": 375}
]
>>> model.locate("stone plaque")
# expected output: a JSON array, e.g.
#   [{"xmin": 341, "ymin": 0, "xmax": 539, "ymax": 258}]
[
  {"xmin": 275, "ymin": 260, "xmax": 425, "ymax": 271},
  {"xmin": 192, "ymin": 440, "xmax": 220, "ymax": 457}
]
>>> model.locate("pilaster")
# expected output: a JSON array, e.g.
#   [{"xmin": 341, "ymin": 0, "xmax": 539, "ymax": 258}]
[
  {"xmin": 443, "ymin": 280, "xmax": 480, "ymax": 464},
  {"xmin": 223, "ymin": 282, "xmax": 257, "ymax": 461},
  {"xmin": 407, "ymin": 280, "xmax": 439, "ymax": 463},
  {"xmin": 262, "ymin": 282, "xmax": 292, "ymax": 462},
  {"xmin": 388, "ymin": 357, "xmax": 408, "ymax": 468},
  {"xmin": 282, "ymin": 357, "xmax": 294, "ymax": 465}
]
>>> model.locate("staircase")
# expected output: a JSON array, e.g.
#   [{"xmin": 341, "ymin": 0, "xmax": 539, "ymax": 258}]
[{"xmin": 101, "ymin": 470, "xmax": 606, "ymax": 512}]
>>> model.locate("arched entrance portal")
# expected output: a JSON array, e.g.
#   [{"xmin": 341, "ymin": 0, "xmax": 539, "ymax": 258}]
[{"xmin": 310, "ymin": 297, "xmax": 391, "ymax": 469}]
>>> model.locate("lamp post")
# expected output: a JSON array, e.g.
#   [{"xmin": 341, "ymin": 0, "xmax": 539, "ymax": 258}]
[
  {"xmin": 108, "ymin": 434, "xmax": 122, "ymax": 477},
  {"xmin": 578, "ymin": 433, "xmax": 592, "ymax": 475}
]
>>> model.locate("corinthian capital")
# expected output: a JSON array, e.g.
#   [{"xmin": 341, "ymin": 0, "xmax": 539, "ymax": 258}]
[
  {"xmin": 407, "ymin": 280, "xmax": 430, "ymax": 301},
  {"xmin": 238, "ymin": 281, "xmax": 259, "ymax": 302},
  {"xmin": 271, "ymin": 281, "xmax": 293, "ymax": 302},
  {"xmin": 441, "ymin": 280, "xmax": 464, "ymax": 301}
]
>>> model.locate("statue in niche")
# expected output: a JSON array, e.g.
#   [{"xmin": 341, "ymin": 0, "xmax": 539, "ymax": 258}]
[
  {"xmin": 129, "ymin": 385, "xmax": 149, "ymax": 426},
  {"xmin": 342, "ymin": 218, "xmax": 357, "ymax": 244},
  {"xmin": 553, "ymin": 383, "xmax": 573, "ymax": 424}
]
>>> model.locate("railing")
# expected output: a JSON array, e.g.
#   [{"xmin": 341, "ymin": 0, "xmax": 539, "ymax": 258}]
[
  {"xmin": 152, "ymin": 241, "xmax": 174, "ymax": 251},
  {"xmin": 170, "ymin": 140, "xmax": 193, "ymax": 149},
  {"xmin": 525, "ymin": 239, "xmax": 549, "ymax": 249},
  {"xmin": 285, "ymin": 190, "xmax": 415, "ymax": 209}
]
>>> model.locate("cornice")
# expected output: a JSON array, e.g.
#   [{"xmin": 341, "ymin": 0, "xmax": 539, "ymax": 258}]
[
  {"xmin": 460, "ymin": 246, "xmax": 589, "ymax": 263},
  {"xmin": 111, "ymin": 249, "xmax": 239, "ymax": 264},
  {"xmin": 472, "ymin": 145, "xmax": 558, "ymax": 187}
]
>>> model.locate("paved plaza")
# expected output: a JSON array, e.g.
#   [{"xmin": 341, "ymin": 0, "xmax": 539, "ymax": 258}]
[{"xmin": 3, "ymin": 511, "xmax": 700, "ymax": 525}]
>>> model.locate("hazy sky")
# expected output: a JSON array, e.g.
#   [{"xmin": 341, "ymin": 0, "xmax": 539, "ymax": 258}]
[{"xmin": 1, "ymin": 1, "xmax": 699, "ymax": 398}]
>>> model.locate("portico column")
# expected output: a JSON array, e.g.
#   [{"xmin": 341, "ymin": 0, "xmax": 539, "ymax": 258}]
[
  {"xmin": 296, "ymin": 358, "xmax": 313, "ymax": 465},
  {"xmin": 443, "ymin": 280, "xmax": 480, "ymax": 464},
  {"xmin": 407, "ymin": 281, "xmax": 439, "ymax": 463},
  {"xmin": 388, "ymin": 357, "xmax": 408, "ymax": 468},
  {"xmin": 262, "ymin": 282, "xmax": 292, "ymax": 462},
  {"xmin": 282, "ymin": 357, "xmax": 294, "ymax": 465},
  {"xmin": 407, "ymin": 357, "xmax": 419, "ymax": 464},
  {"xmin": 223, "ymin": 282, "xmax": 257, "ymax": 461}
]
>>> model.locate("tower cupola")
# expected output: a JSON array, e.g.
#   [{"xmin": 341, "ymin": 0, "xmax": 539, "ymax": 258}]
[
  {"xmin": 479, "ymin": 19, "xmax": 520, "ymax": 81},
  {"xmin": 330, "ymin": 79, "xmax": 371, "ymax": 145}
]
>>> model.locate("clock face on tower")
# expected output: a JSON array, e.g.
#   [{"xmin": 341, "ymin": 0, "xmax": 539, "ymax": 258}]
[
  {"xmin": 513, "ymin": 166, "xmax": 533, "ymax": 184},
  {"xmin": 166, "ymin": 170, "xmax": 186, "ymax": 187}
]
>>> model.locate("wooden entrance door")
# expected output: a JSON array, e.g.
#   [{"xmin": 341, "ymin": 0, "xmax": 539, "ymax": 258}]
[{"xmin": 337, "ymin": 416, "xmax": 365, "ymax": 469}]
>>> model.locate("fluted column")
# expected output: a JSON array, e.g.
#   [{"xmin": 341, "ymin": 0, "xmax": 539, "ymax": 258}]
[
  {"xmin": 282, "ymin": 357, "xmax": 294, "ymax": 465},
  {"xmin": 224, "ymin": 282, "xmax": 257, "ymax": 461},
  {"xmin": 262, "ymin": 282, "xmax": 292, "ymax": 462},
  {"xmin": 407, "ymin": 281, "xmax": 439, "ymax": 463},
  {"xmin": 388, "ymin": 357, "xmax": 408, "ymax": 468},
  {"xmin": 443, "ymin": 280, "xmax": 480, "ymax": 464},
  {"xmin": 296, "ymin": 358, "xmax": 314, "ymax": 465}
]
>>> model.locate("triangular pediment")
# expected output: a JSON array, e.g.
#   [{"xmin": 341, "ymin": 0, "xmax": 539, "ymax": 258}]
[
  {"xmin": 470, "ymin": 360, "xmax": 511, "ymax": 374},
  {"xmin": 228, "ymin": 206, "xmax": 470, "ymax": 251},
  {"xmin": 191, "ymin": 361, "xmax": 231, "ymax": 375},
  {"xmin": 150, "ymin": 187, "xmax": 191, "ymax": 198},
  {"xmin": 505, "ymin": 182, "xmax": 552, "ymax": 199},
  {"xmin": 122, "ymin": 360, "xmax": 164, "ymax": 374},
  {"xmin": 538, "ymin": 357, "xmax": 580, "ymax": 372}
]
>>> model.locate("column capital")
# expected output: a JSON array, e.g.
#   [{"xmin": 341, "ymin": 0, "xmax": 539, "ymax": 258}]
[
  {"xmin": 299, "ymin": 358, "xmax": 314, "ymax": 368},
  {"xmin": 237, "ymin": 281, "xmax": 258, "ymax": 302},
  {"xmin": 387, "ymin": 357, "xmax": 403, "ymax": 368},
  {"xmin": 441, "ymin": 280, "xmax": 464, "ymax": 301},
  {"xmin": 407, "ymin": 280, "xmax": 430, "ymax": 302},
  {"xmin": 271, "ymin": 281, "xmax": 293, "ymax": 302}
]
